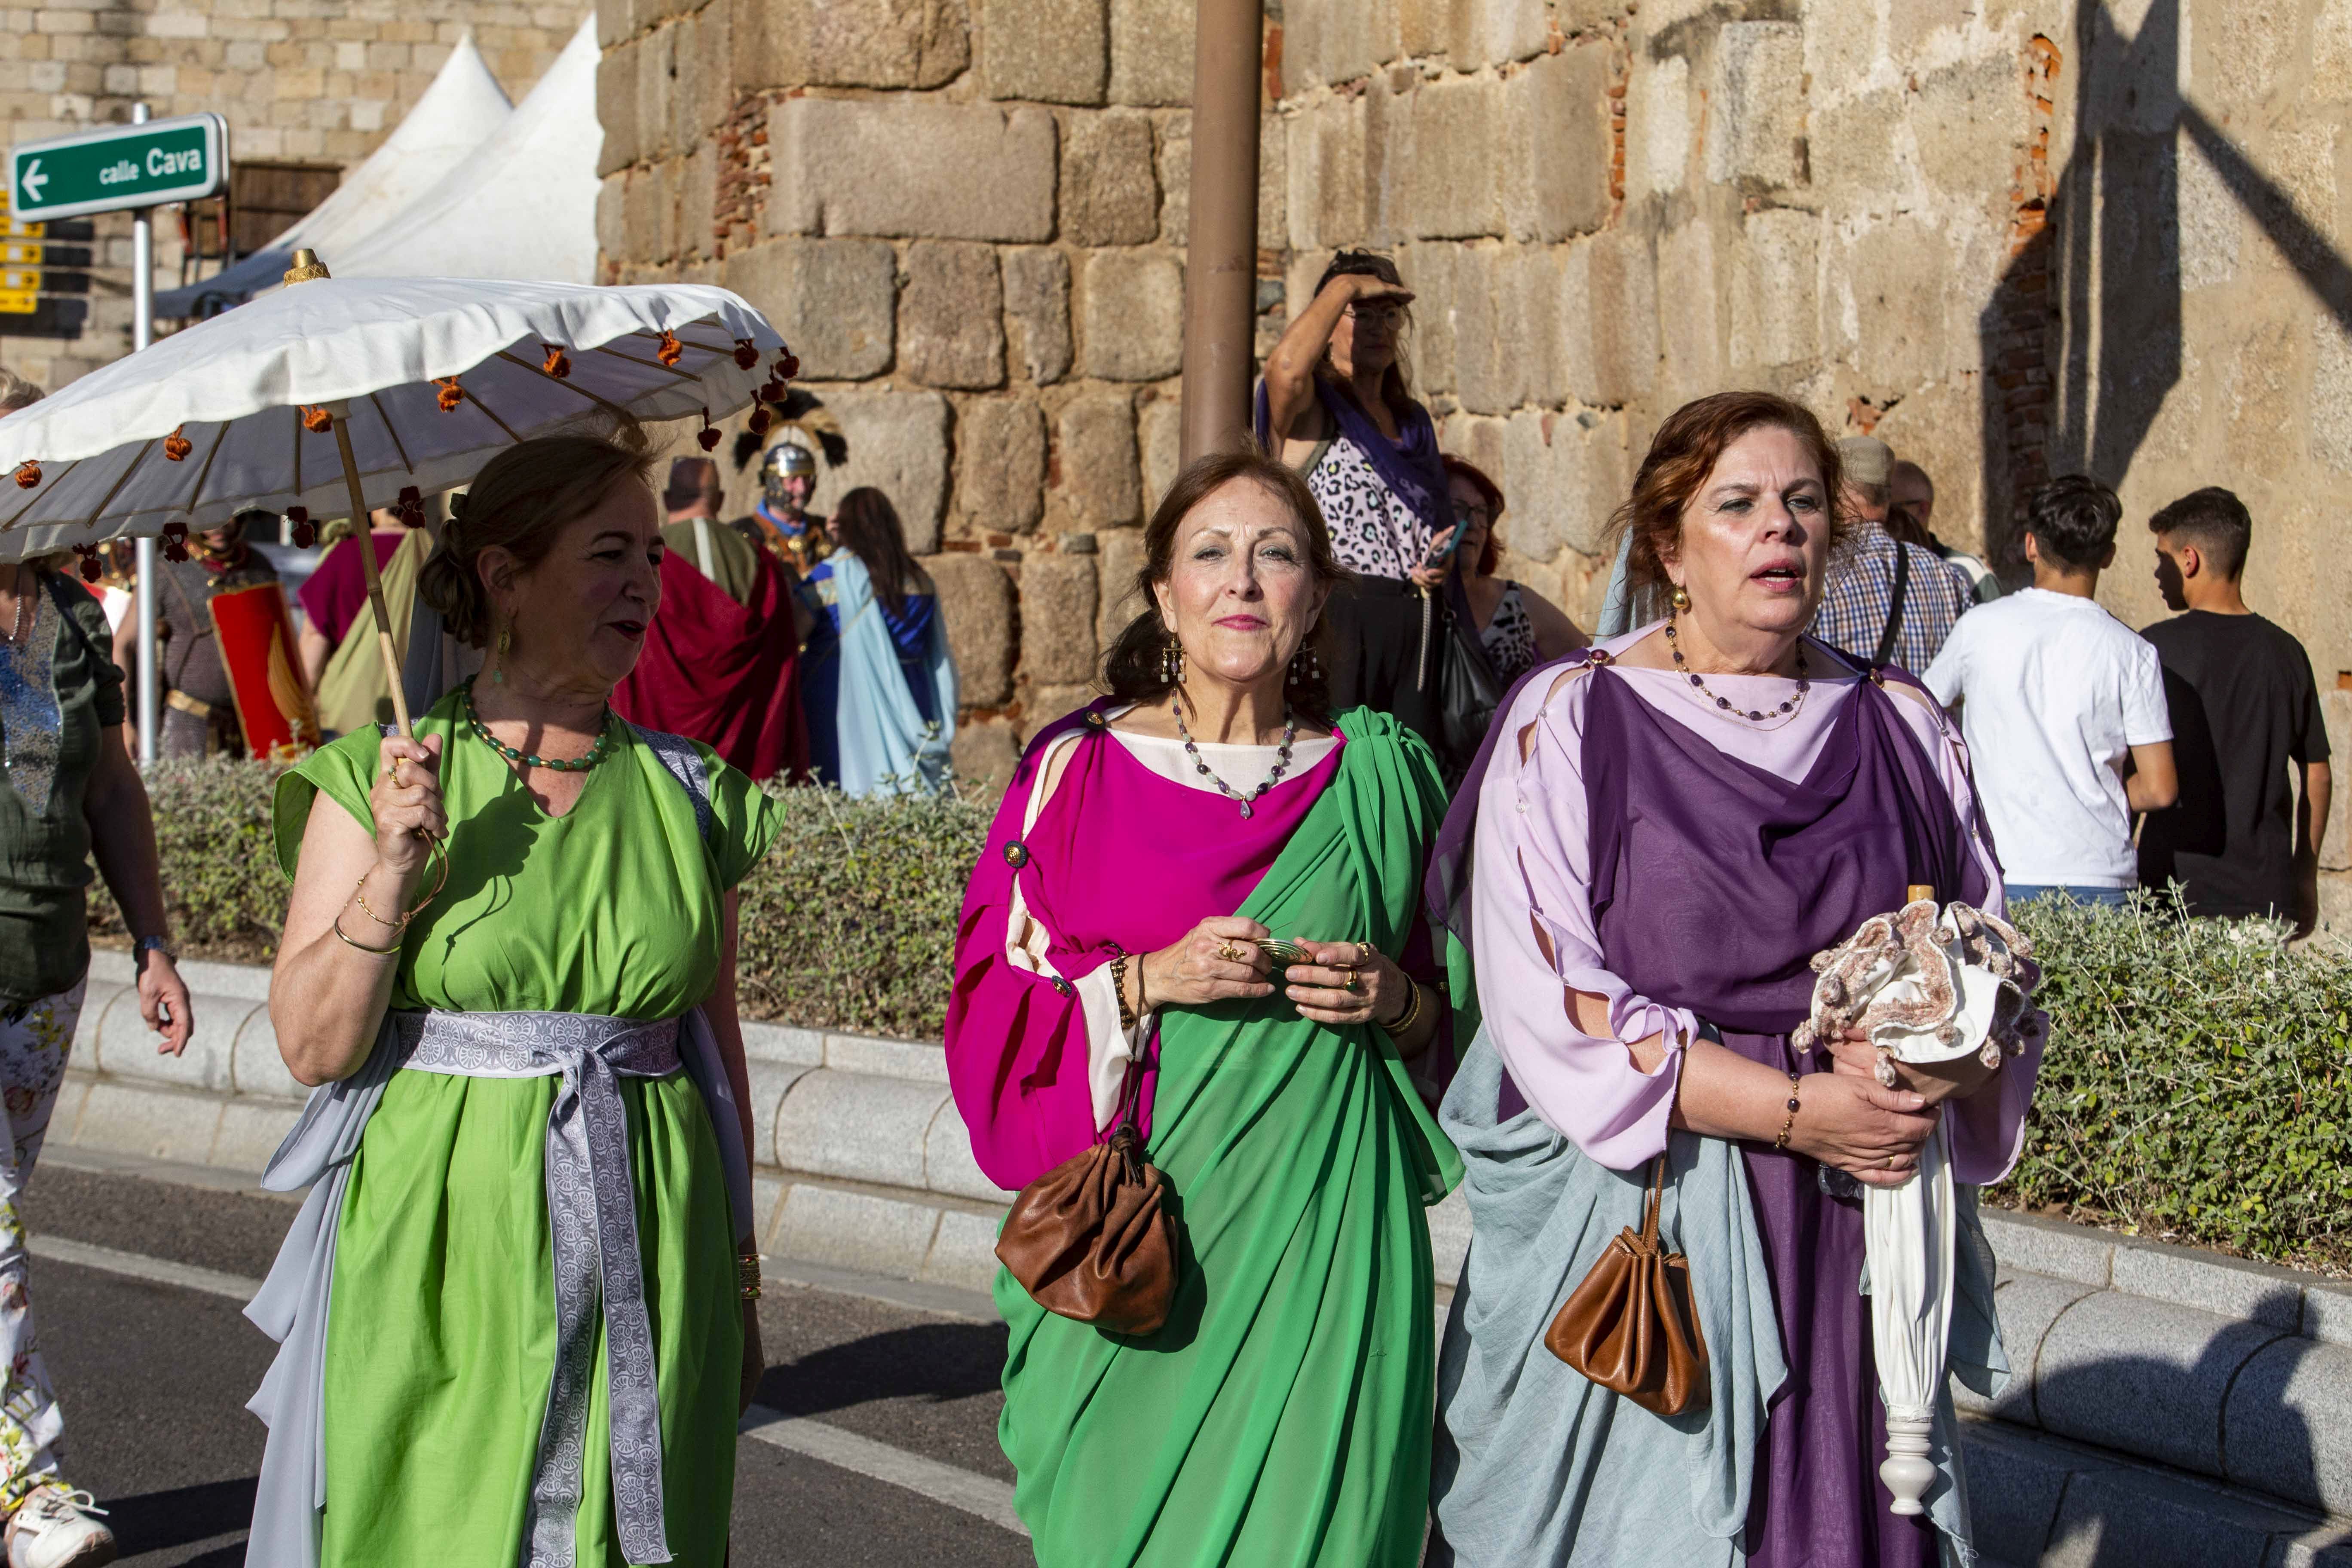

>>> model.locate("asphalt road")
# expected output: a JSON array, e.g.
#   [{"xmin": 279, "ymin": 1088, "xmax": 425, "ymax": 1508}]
[{"xmin": 18, "ymin": 1157, "xmax": 1033, "ymax": 1567}]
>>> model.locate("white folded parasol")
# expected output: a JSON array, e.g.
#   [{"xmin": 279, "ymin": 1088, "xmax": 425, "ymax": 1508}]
[
  {"xmin": 1794, "ymin": 891, "xmax": 2048, "ymax": 1517},
  {"xmin": 0, "ymin": 259, "xmax": 796, "ymax": 733}
]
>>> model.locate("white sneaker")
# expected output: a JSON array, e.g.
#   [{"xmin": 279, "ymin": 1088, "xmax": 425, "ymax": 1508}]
[{"xmin": 4, "ymin": 1486, "xmax": 113, "ymax": 1568}]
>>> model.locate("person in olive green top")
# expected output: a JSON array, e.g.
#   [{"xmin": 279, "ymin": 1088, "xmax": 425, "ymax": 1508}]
[
  {"xmin": 0, "ymin": 551, "xmax": 192, "ymax": 1565},
  {"xmin": 249, "ymin": 429, "xmax": 778, "ymax": 1568}
]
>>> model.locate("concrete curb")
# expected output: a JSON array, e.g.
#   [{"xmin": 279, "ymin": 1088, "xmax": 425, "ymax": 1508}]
[{"xmin": 67, "ymin": 952, "xmax": 2352, "ymax": 1544}]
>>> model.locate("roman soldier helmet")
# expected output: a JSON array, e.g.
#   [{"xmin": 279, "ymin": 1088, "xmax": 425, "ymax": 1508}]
[{"xmin": 759, "ymin": 438, "xmax": 820, "ymax": 505}]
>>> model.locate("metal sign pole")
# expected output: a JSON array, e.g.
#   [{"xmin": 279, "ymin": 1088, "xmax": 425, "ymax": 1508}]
[{"xmin": 130, "ymin": 102, "xmax": 157, "ymax": 764}]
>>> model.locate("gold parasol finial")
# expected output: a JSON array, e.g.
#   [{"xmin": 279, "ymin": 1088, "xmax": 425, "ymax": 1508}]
[{"xmin": 282, "ymin": 248, "xmax": 332, "ymax": 285}]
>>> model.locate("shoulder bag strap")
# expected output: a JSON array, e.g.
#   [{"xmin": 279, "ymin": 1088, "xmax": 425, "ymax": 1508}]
[{"xmin": 1874, "ymin": 538, "xmax": 1911, "ymax": 667}]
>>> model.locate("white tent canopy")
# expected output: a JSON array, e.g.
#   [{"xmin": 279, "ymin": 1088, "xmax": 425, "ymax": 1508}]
[
  {"xmin": 323, "ymin": 18, "xmax": 601, "ymax": 286},
  {"xmin": 153, "ymin": 35, "xmax": 511, "ymax": 318}
]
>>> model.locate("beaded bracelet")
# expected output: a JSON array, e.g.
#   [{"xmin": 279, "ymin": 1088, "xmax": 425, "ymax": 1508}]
[
  {"xmin": 1108, "ymin": 947, "xmax": 1138, "ymax": 1033},
  {"xmin": 1773, "ymin": 1071, "xmax": 1803, "ymax": 1150}
]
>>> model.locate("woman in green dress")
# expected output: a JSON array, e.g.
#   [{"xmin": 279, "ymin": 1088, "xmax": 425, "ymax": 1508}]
[
  {"xmin": 247, "ymin": 430, "xmax": 777, "ymax": 1568},
  {"xmin": 945, "ymin": 450, "xmax": 1462, "ymax": 1565}
]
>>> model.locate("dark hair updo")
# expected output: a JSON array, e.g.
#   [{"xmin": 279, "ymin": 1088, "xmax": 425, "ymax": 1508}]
[
  {"xmin": 1100, "ymin": 449, "xmax": 1351, "ymax": 722},
  {"xmin": 418, "ymin": 425, "xmax": 656, "ymax": 648}
]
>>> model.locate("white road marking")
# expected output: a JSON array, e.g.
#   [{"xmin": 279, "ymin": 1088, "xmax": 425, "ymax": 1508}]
[
  {"xmin": 29, "ymin": 1234, "xmax": 261, "ymax": 1302},
  {"xmin": 31, "ymin": 1235, "xmax": 1024, "ymax": 1538},
  {"xmin": 740, "ymin": 1405, "xmax": 1026, "ymax": 1538}
]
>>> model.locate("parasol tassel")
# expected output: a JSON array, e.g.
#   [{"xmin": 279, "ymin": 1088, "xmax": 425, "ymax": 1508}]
[
  {"xmin": 72, "ymin": 543, "xmax": 101, "ymax": 582},
  {"xmin": 300, "ymin": 406, "xmax": 334, "ymax": 434},
  {"xmin": 657, "ymin": 331, "xmax": 683, "ymax": 368},
  {"xmin": 732, "ymin": 338, "xmax": 759, "ymax": 369},
  {"xmin": 286, "ymin": 505, "xmax": 314, "ymax": 548},
  {"xmin": 162, "ymin": 520, "xmax": 190, "ymax": 563},
  {"xmin": 163, "ymin": 426, "xmax": 193, "ymax": 462},
  {"xmin": 395, "ymin": 485, "xmax": 426, "ymax": 527},
  {"xmin": 12, "ymin": 460, "xmax": 38, "ymax": 489},
  {"xmin": 695, "ymin": 406, "xmax": 720, "ymax": 451},
  {"xmin": 542, "ymin": 344, "xmax": 572, "ymax": 379},
  {"xmin": 747, "ymin": 406, "xmax": 772, "ymax": 436},
  {"xmin": 435, "ymin": 377, "xmax": 465, "ymax": 412}
]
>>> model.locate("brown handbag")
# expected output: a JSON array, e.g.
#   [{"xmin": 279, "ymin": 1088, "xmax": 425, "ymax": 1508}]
[
  {"xmin": 1542, "ymin": 1154, "xmax": 1710, "ymax": 1416},
  {"xmin": 994, "ymin": 1068, "xmax": 1180, "ymax": 1336}
]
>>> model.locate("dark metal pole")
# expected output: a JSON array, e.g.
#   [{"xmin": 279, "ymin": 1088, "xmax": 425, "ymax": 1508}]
[{"xmin": 1178, "ymin": 0, "xmax": 1264, "ymax": 463}]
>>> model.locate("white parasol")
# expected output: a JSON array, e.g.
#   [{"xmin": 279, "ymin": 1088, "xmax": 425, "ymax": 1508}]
[
  {"xmin": 0, "ymin": 260, "xmax": 797, "ymax": 734},
  {"xmin": 1793, "ymin": 891, "xmax": 2049, "ymax": 1516}
]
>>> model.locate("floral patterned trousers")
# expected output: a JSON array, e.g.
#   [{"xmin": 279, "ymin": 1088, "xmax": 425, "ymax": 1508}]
[{"xmin": 0, "ymin": 980, "xmax": 84, "ymax": 1513}]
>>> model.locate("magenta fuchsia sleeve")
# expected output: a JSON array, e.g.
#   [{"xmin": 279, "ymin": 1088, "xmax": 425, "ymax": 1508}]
[
  {"xmin": 942, "ymin": 728, "xmax": 1147, "ymax": 1193},
  {"xmin": 1467, "ymin": 673, "xmax": 1695, "ymax": 1171}
]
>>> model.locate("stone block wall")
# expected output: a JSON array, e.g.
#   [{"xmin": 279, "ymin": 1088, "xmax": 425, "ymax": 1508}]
[
  {"xmin": 603, "ymin": 0, "xmax": 2350, "ymax": 893},
  {"xmin": 0, "ymin": 0, "xmax": 588, "ymax": 387}
]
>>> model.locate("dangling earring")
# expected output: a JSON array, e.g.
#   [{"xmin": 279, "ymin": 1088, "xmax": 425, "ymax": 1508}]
[
  {"xmin": 492, "ymin": 618, "xmax": 511, "ymax": 685},
  {"xmin": 1670, "ymin": 585, "xmax": 1691, "ymax": 613},
  {"xmin": 1289, "ymin": 641, "xmax": 1321, "ymax": 686},
  {"xmin": 1161, "ymin": 634, "xmax": 1183, "ymax": 686}
]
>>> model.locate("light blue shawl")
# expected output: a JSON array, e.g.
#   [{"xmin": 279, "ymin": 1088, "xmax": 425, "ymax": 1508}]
[
  {"xmin": 825, "ymin": 551, "xmax": 957, "ymax": 797},
  {"xmin": 1430, "ymin": 1027, "xmax": 2008, "ymax": 1567}
]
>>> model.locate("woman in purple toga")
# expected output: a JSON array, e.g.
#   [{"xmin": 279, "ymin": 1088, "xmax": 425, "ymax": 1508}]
[
  {"xmin": 1427, "ymin": 392, "xmax": 2043, "ymax": 1566},
  {"xmin": 946, "ymin": 450, "xmax": 1461, "ymax": 1565}
]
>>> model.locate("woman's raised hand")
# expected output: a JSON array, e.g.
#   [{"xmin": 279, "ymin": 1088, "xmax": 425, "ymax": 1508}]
[
  {"xmin": 1335, "ymin": 272, "xmax": 1415, "ymax": 310},
  {"xmin": 1785, "ymin": 1072, "xmax": 1939, "ymax": 1189},
  {"xmin": 368, "ymin": 734, "xmax": 447, "ymax": 879},
  {"xmin": 1282, "ymin": 940, "xmax": 1406, "ymax": 1029},
  {"xmin": 1140, "ymin": 916, "xmax": 1276, "ymax": 1009}
]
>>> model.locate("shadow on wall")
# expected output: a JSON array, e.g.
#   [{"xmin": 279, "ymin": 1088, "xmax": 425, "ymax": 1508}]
[
  {"xmin": 1981, "ymin": 1286, "xmax": 2350, "ymax": 1566},
  {"xmin": 1975, "ymin": 0, "xmax": 2352, "ymax": 576}
]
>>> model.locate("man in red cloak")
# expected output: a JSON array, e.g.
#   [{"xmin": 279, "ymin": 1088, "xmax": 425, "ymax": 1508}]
[{"xmin": 612, "ymin": 457, "xmax": 810, "ymax": 782}]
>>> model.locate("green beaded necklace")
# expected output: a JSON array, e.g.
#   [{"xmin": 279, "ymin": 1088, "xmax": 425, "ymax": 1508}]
[{"xmin": 462, "ymin": 680, "xmax": 618, "ymax": 773}]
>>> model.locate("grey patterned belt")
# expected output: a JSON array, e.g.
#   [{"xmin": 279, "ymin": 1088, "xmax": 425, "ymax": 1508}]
[{"xmin": 395, "ymin": 1009, "xmax": 682, "ymax": 1568}]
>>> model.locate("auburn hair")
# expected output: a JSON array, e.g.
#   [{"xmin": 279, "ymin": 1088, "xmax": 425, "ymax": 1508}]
[
  {"xmin": 419, "ymin": 425, "xmax": 656, "ymax": 649},
  {"xmin": 1442, "ymin": 454, "xmax": 1506, "ymax": 577},
  {"xmin": 1606, "ymin": 391, "xmax": 1848, "ymax": 595},
  {"xmin": 1100, "ymin": 448, "xmax": 1349, "ymax": 721}
]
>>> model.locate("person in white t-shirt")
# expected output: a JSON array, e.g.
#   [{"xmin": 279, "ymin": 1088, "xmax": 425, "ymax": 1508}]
[{"xmin": 1923, "ymin": 474, "xmax": 2178, "ymax": 908}]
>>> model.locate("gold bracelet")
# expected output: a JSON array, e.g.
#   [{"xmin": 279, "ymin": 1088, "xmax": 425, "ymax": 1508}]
[
  {"xmin": 1773, "ymin": 1072, "xmax": 1803, "ymax": 1151},
  {"xmin": 1379, "ymin": 979, "xmax": 1424, "ymax": 1035},
  {"xmin": 332, "ymin": 913, "xmax": 401, "ymax": 956},
  {"xmin": 738, "ymin": 1250, "xmax": 763, "ymax": 1302},
  {"xmin": 352, "ymin": 881, "xmax": 409, "ymax": 931}
]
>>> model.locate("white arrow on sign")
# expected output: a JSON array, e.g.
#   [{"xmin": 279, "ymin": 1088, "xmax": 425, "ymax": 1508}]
[{"xmin": 20, "ymin": 160, "xmax": 44, "ymax": 200}]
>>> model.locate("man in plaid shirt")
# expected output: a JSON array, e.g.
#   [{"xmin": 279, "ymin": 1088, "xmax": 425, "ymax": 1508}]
[{"xmin": 1811, "ymin": 436, "xmax": 1977, "ymax": 671}]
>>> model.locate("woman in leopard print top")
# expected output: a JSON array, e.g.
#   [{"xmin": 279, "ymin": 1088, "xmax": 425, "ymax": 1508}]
[
  {"xmin": 1444, "ymin": 456, "xmax": 1587, "ymax": 687},
  {"xmin": 1259, "ymin": 251, "xmax": 1456, "ymax": 747}
]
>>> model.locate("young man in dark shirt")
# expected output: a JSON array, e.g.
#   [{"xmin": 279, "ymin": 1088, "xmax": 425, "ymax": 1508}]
[{"xmin": 2137, "ymin": 487, "xmax": 2334, "ymax": 931}]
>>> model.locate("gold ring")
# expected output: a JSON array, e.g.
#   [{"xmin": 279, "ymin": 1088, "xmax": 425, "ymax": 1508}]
[
  {"xmin": 1885, "ymin": 1155, "xmax": 1898, "ymax": 1170},
  {"xmin": 1218, "ymin": 941, "xmax": 1239, "ymax": 963},
  {"xmin": 1354, "ymin": 942, "xmax": 1372, "ymax": 966},
  {"xmin": 1341, "ymin": 965, "xmax": 1359, "ymax": 992}
]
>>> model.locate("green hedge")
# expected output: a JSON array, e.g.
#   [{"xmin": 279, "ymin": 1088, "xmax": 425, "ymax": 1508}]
[
  {"xmin": 95, "ymin": 764, "xmax": 2352, "ymax": 1274},
  {"xmin": 1999, "ymin": 890, "xmax": 2352, "ymax": 1277},
  {"xmin": 89, "ymin": 756, "xmax": 996, "ymax": 1040}
]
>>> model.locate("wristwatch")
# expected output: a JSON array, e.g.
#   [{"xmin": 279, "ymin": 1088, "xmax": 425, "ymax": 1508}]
[{"xmin": 134, "ymin": 935, "xmax": 178, "ymax": 962}]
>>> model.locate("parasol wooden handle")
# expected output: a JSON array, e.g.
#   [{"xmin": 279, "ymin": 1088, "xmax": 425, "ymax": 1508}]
[
  {"xmin": 1906, "ymin": 884, "xmax": 1935, "ymax": 905},
  {"xmin": 326, "ymin": 409, "xmax": 413, "ymax": 738}
]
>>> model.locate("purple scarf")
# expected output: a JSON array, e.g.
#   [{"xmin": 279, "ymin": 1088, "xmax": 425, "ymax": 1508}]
[{"xmin": 1255, "ymin": 376, "xmax": 1452, "ymax": 542}]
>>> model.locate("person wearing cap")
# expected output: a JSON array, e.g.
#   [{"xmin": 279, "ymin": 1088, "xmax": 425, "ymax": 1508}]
[
  {"xmin": 730, "ymin": 439, "xmax": 831, "ymax": 580},
  {"xmin": 1810, "ymin": 434, "xmax": 1976, "ymax": 672},
  {"xmin": 610, "ymin": 458, "xmax": 812, "ymax": 782}
]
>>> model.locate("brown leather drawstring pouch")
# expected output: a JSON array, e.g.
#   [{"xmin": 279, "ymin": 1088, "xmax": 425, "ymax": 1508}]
[
  {"xmin": 994, "ymin": 1062, "xmax": 1180, "ymax": 1336},
  {"xmin": 1543, "ymin": 1154, "xmax": 1710, "ymax": 1416}
]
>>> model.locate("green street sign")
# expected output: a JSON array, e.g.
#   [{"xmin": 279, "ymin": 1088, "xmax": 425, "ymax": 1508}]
[{"xmin": 8, "ymin": 113, "xmax": 227, "ymax": 222}]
